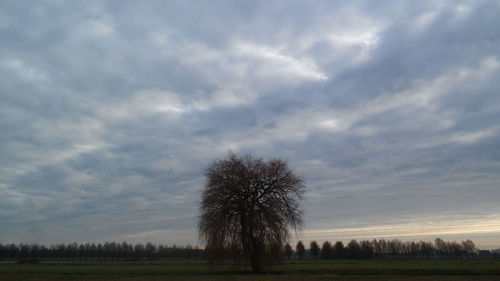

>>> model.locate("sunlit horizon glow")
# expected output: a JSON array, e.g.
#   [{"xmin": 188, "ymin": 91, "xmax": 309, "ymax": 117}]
[{"xmin": 302, "ymin": 215, "xmax": 500, "ymax": 249}]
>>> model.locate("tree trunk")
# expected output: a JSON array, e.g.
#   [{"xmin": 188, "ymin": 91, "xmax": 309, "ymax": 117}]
[{"xmin": 250, "ymin": 252, "xmax": 263, "ymax": 273}]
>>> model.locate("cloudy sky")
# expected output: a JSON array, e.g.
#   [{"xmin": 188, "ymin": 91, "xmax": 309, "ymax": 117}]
[{"xmin": 1, "ymin": 0, "xmax": 500, "ymax": 249}]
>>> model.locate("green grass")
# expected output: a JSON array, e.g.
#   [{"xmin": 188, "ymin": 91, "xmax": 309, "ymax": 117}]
[{"xmin": 1, "ymin": 259, "xmax": 500, "ymax": 281}]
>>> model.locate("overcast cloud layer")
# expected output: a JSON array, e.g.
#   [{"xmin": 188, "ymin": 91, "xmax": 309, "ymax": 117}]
[{"xmin": 1, "ymin": 0, "xmax": 500, "ymax": 249}]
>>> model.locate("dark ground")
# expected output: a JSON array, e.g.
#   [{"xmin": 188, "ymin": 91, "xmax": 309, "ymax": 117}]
[{"xmin": 1, "ymin": 259, "xmax": 500, "ymax": 281}]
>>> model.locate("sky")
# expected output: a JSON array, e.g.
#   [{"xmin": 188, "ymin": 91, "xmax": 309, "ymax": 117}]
[{"xmin": 1, "ymin": 0, "xmax": 500, "ymax": 249}]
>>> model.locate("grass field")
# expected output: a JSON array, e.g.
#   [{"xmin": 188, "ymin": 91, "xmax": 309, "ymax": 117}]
[{"xmin": 1, "ymin": 259, "xmax": 500, "ymax": 281}]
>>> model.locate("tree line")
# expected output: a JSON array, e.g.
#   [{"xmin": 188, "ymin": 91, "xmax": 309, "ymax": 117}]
[
  {"xmin": 0, "ymin": 242, "xmax": 202, "ymax": 261},
  {"xmin": 284, "ymin": 238, "xmax": 477, "ymax": 259},
  {"xmin": 0, "ymin": 238, "xmax": 480, "ymax": 261}
]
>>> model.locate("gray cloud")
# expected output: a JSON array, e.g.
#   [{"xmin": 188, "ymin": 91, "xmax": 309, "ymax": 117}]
[{"xmin": 1, "ymin": 0, "xmax": 499, "ymax": 249}]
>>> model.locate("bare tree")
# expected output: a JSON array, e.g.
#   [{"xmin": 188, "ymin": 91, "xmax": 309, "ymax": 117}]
[
  {"xmin": 347, "ymin": 239, "xmax": 360, "ymax": 258},
  {"xmin": 434, "ymin": 238, "xmax": 446, "ymax": 257},
  {"xmin": 284, "ymin": 243, "xmax": 293, "ymax": 259},
  {"xmin": 310, "ymin": 241, "xmax": 320, "ymax": 259},
  {"xmin": 296, "ymin": 241, "xmax": 305, "ymax": 259},
  {"xmin": 333, "ymin": 241, "xmax": 345, "ymax": 258},
  {"xmin": 198, "ymin": 153, "xmax": 305, "ymax": 273},
  {"xmin": 461, "ymin": 239, "xmax": 476, "ymax": 257},
  {"xmin": 320, "ymin": 241, "xmax": 333, "ymax": 259}
]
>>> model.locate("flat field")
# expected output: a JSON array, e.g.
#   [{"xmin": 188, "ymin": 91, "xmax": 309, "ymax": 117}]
[{"xmin": 1, "ymin": 259, "xmax": 500, "ymax": 281}]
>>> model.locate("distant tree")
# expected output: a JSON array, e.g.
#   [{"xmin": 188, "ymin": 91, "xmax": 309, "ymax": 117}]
[
  {"xmin": 95, "ymin": 243, "xmax": 101, "ymax": 259},
  {"xmin": 419, "ymin": 241, "xmax": 434, "ymax": 259},
  {"xmin": 9, "ymin": 244, "xmax": 19, "ymax": 259},
  {"xmin": 347, "ymin": 240, "xmax": 360, "ymax": 258},
  {"xmin": 371, "ymin": 239, "xmax": 381, "ymax": 258},
  {"xmin": 145, "ymin": 242, "xmax": 156, "ymax": 259},
  {"xmin": 78, "ymin": 244, "xmax": 85, "ymax": 260},
  {"xmin": 296, "ymin": 241, "xmax": 305, "ymax": 259},
  {"xmin": 434, "ymin": 238, "xmax": 446, "ymax": 258},
  {"xmin": 198, "ymin": 153, "xmax": 305, "ymax": 273},
  {"xmin": 409, "ymin": 241, "xmax": 418, "ymax": 258},
  {"xmin": 448, "ymin": 241, "xmax": 462, "ymax": 258},
  {"xmin": 461, "ymin": 239, "xmax": 476, "ymax": 258},
  {"xmin": 320, "ymin": 241, "xmax": 333, "ymax": 259},
  {"xmin": 284, "ymin": 243, "xmax": 293, "ymax": 259},
  {"xmin": 310, "ymin": 241, "xmax": 320, "ymax": 259},
  {"xmin": 333, "ymin": 241, "xmax": 345, "ymax": 258},
  {"xmin": 360, "ymin": 240, "xmax": 373, "ymax": 258},
  {"xmin": 134, "ymin": 244, "xmax": 144, "ymax": 259},
  {"xmin": 388, "ymin": 239, "xmax": 402, "ymax": 257}
]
